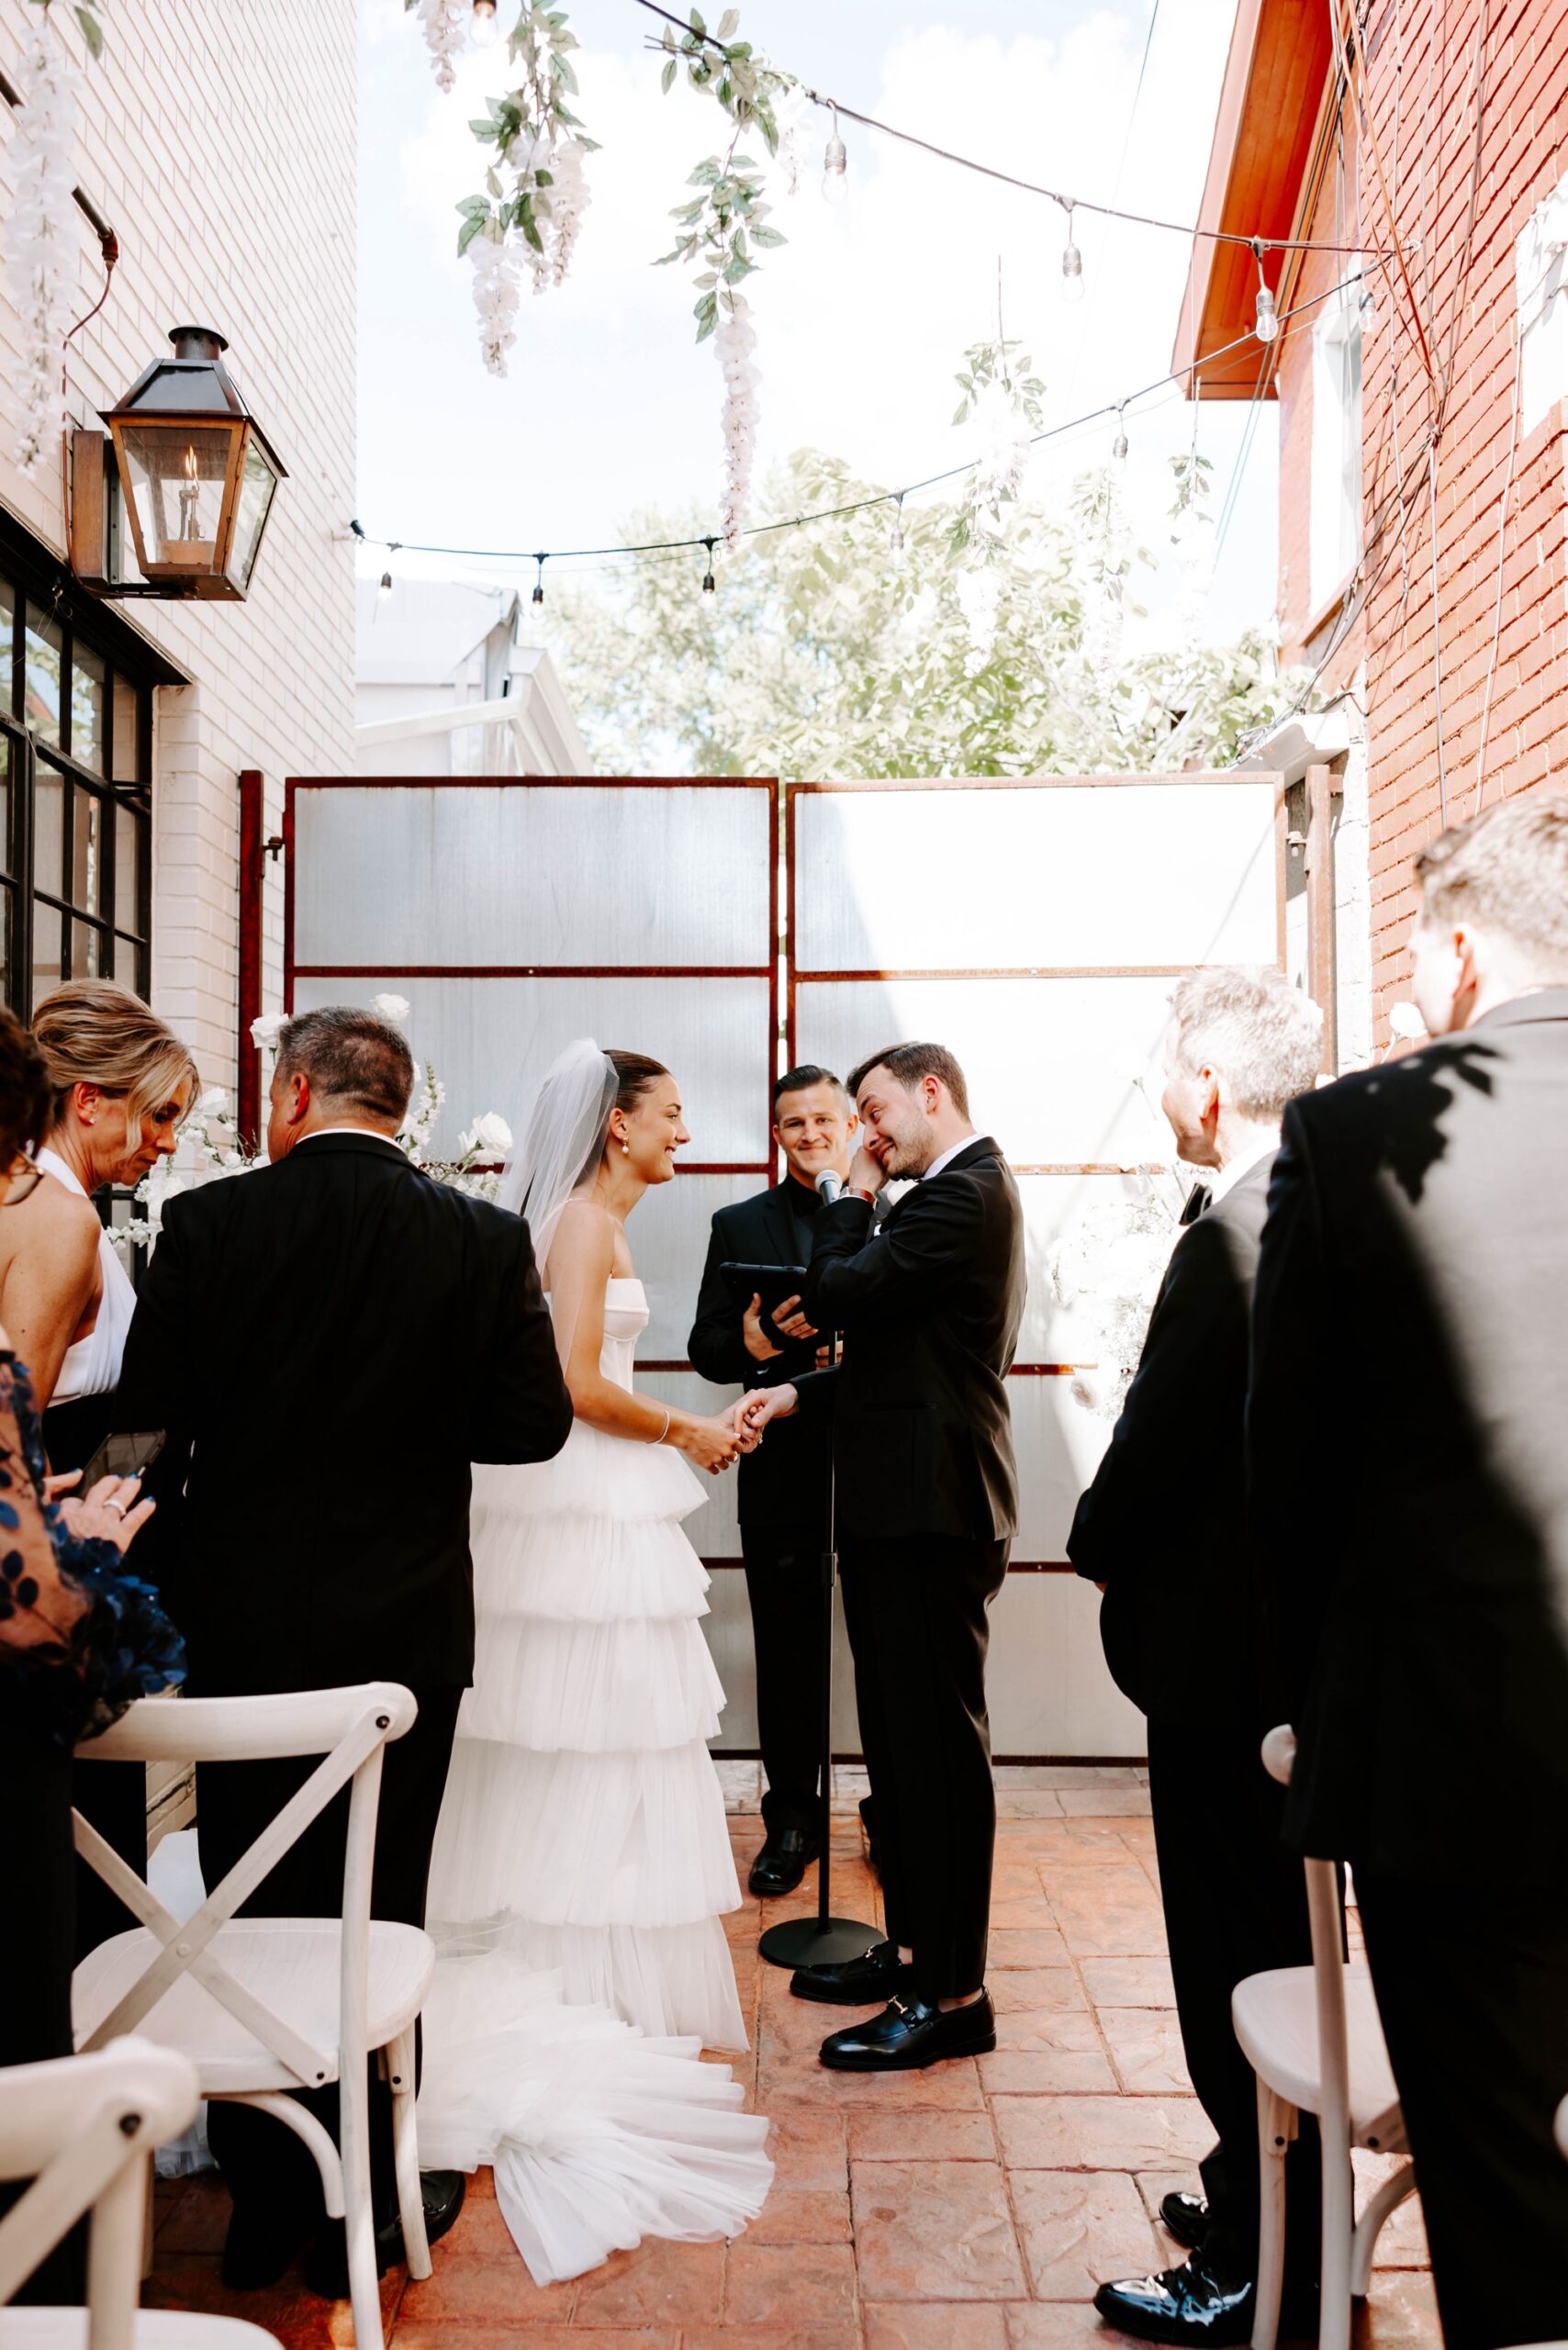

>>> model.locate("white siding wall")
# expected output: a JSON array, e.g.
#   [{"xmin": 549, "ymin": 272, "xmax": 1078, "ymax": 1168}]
[{"xmin": 0, "ymin": 0, "xmax": 357, "ymax": 1077}]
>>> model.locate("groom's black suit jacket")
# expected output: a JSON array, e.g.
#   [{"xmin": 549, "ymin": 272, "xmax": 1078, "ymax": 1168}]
[
  {"xmin": 1248, "ymin": 990, "xmax": 1568, "ymax": 1887},
  {"xmin": 1068, "ymin": 1156, "xmax": 1275, "ymax": 1725},
  {"xmin": 116, "ymin": 1129, "xmax": 573, "ymax": 1695},
  {"xmin": 795, "ymin": 1137, "xmax": 1025, "ymax": 1542}
]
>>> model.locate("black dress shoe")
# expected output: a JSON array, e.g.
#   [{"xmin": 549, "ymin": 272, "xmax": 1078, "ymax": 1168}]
[
  {"xmin": 1092, "ymin": 2259, "xmax": 1254, "ymax": 2345},
  {"xmin": 791, "ymin": 1937, "xmax": 914, "ymax": 2006},
  {"xmin": 1159, "ymin": 2191, "xmax": 1209, "ymax": 2251},
  {"xmin": 748, "ymin": 1829, "xmax": 820, "ymax": 1897},
  {"xmin": 302, "ymin": 2169, "xmax": 466, "ymax": 2299},
  {"xmin": 819, "ymin": 1991, "xmax": 996, "ymax": 2070}
]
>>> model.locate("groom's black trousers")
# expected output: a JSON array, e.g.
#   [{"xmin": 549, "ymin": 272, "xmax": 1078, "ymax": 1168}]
[
  {"xmin": 839, "ymin": 1532, "xmax": 1009, "ymax": 2000},
  {"xmin": 195, "ymin": 1683, "xmax": 463, "ymax": 2250}
]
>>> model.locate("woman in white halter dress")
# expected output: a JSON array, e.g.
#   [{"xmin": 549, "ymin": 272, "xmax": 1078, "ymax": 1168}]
[{"xmin": 420, "ymin": 1043, "xmax": 770, "ymax": 2283}]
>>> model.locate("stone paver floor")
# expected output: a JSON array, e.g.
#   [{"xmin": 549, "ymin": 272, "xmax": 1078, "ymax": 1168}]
[{"xmin": 146, "ymin": 1767, "xmax": 1439, "ymax": 2349}]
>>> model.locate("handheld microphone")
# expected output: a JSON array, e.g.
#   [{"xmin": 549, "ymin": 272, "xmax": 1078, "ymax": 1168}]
[{"xmin": 815, "ymin": 1167, "xmax": 845, "ymax": 1205}]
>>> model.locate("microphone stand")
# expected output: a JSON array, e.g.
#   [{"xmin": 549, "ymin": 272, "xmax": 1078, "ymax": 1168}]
[{"xmin": 759, "ymin": 1169, "xmax": 877, "ymax": 1970}]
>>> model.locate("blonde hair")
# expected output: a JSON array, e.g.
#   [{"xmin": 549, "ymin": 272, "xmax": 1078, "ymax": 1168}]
[{"xmin": 32, "ymin": 979, "xmax": 199, "ymax": 1130}]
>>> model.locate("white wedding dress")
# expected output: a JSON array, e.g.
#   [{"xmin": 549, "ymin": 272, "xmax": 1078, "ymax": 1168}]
[{"xmin": 419, "ymin": 1276, "xmax": 770, "ymax": 2282}]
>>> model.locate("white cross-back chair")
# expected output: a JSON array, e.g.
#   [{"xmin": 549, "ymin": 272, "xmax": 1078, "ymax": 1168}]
[
  {"xmin": 70, "ymin": 1684, "xmax": 435, "ymax": 2350},
  {"xmin": 0, "ymin": 2037, "xmax": 278, "ymax": 2347},
  {"xmin": 1230, "ymin": 1726, "xmax": 1417, "ymax": 2350}
]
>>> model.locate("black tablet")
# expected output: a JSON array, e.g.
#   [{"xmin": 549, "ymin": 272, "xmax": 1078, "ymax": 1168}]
[{"xmin": 719, "ymin": 1260, "xmax": 810, "ymax": 1315}]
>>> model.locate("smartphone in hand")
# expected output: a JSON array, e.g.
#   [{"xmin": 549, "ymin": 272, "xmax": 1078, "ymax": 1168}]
[{"xmin": 78, "ymin": 1428, "xmax": 166, "ymax": 1489}]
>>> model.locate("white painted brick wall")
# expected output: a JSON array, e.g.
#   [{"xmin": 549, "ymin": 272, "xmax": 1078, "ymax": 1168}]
[{"xmin": 0, "ymin": 0, "xmax": 356, "ymax": 1084}]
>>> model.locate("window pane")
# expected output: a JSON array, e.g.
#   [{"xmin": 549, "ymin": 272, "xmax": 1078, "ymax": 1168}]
[
  {"xmin": 24, "ymin": 608, "xmax": 62, "ymax": 745},
  {"xmin": 71, "ymin": 920, "xmax": 102, "ymax": 979},
  {"xmin": 72, "ymin": 642, "xmax": 106, "ymax": 772},
  {"xmin": 31, "ymin": 899, "xmax": 62, "ymax": 1002},
  {"xmin": 115, "ymin": 800, "xmax": 145, "ymax": 932},
  {"xmin": 0, "ymin": 579, "xmax": 14, "ymax": 717},
  {"xmin": 111, "ymin": 931, "xmax": 141, "ymax": 986},
  {"xmin": 111, "ymin": 676, "xmax": 142, "ymax": 783},
  {"xmin": 35, "ymin": 768, "xmax": 65, "ymax": 897},
  {"xmin": 72, "ymin": 789, "xmax": 102, "ymax": 915}
]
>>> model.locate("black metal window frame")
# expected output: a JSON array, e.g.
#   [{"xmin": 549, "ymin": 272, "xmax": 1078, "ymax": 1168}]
[{"xmin": 0, "ymin": 566, "xmax": 157, "ymax": 1017}]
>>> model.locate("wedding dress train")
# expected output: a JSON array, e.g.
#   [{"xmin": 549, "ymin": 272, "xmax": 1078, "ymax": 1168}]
[{"xmin": 420, "ymin": 1278, "xmax": 770, "ymax": 2280}]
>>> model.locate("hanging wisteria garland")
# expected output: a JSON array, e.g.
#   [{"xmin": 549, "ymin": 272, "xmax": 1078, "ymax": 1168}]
[
  {"xmin": 417, "ymin": 2, "xmax": 795, "ymax": 543},
  {"xmin": 948, "ymin": 335, "xmax": 1046, "ymax": 556},
  {"xmin": 6, "ymin": 18, "xmax": 82, "ymax": 478}
]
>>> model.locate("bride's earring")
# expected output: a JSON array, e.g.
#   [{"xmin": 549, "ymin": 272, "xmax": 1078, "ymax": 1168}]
[{"xmin": 621, "ymin": 1141, "xmax": 631, "ymax": 1158}]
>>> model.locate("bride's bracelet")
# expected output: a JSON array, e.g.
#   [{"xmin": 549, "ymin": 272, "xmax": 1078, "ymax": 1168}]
[{"xmin": 648, "ymin": 1406, "xmax": 672, "ymax": 1447}]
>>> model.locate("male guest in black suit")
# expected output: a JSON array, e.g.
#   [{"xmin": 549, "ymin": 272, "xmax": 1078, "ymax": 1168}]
[
  {"xmin": 1248, "ymin": 793, "xmax": 1568, "ymax": 2350},
  {"xmin": 689, "ymin": 1065, "xmax": 868, "ymax": 1897},
  {"xmin": 737, "ymin": 1043, "xmax": 1025, "ymax": 2070},
  {"xmin": 1070, "ymin": 967, "xmax": 1327, "ymax": 2347},
  {"xmin": 116, "ymin": 1006, "xmax": 572, "ymax": 2297}
]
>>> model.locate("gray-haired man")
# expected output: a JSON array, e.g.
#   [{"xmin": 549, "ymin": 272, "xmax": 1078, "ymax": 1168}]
[{"xmin": 1070, "ymin": 967, "xmax": 1326, "ymax": 2347}]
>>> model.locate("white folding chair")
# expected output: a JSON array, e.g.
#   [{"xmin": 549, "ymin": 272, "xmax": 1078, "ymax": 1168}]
[
  {"xmin": 71, "ymin": 1684, "xmax": 435, "ymax": 2350},
  {"xmin": 0, "ymin": 2036, "xmax": 278, "ymax": 2347},
  {"xmin": 1230, "ymin": 1726, "xmax": 1417, "ymax": 2350}
]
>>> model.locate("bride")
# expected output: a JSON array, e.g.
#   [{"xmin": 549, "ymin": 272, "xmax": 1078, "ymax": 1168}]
[{"xmin": 419, "ymin": 1041, "xmax": 771, "ymax": 2283}]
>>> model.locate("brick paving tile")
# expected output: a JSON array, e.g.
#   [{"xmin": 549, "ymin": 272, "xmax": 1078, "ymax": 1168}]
[
  {"xmin": 865, "ymin": 2301, "xmax": 1012, "ymax": 2350},
  {"xmin": 1004, "ymin": 2302, "xmax": 1156, "ymax": 2350},
  {"xmin": 992, "ymin": 2092, "xmax": 1214, "ymax": 2173},
  {"xmin": 748, "ymin": 2188, "xmax": 856, "ymax": 2244},
  {"xmin": 759, "ymin": 2046, "xmax": 988, "ymax": 2110},
  {"xmin": 1081, "ymin": 1958, "xmax": 1176, "ymax": 2009},
  {"xmin": 1008, "ymin": 1823, "xmax": 1145, "ymax": 1866},
  {"xmin": 850, "ymin": 2160, "xmax": 1027, "ymax": 2300},
  {"xmin": 767, "ymin": 2109, "xmax": 851, "ymax": 2189},
  {"xmin": 1097, "ymin": 2010, "xmax": 1195, "ymax": 2096},
  {"xmin": 685, "ymin": 2331, "xmax": 861, "ymax": 2350},
  {"xmin": 396, "ymin": 2193, "xmax": 577, "ymax": 2327},
  {"xmin": 991, "ymin": 1969, "xmax": 1091, "ymax": 2016},
  {"xmin": 1011, "ymin": 2169, "xmax": 1161, "ymax": 2300},
  {"xmin": 572, "ymin": 2239, "xmax": 726, "ymax": 2326},
  {"xmin": 1057, "ymin": 1790, "xmax": 1152, "ymax": 1818},
  {"xmin": 978, "ymin": 2048, "xmax": 1119, "ymax": 2096},
  {"xmin": 724, "ymin": 2240, "xmax": 859, "ymax": 2324},
  {"xmin": 987, "ymin": 1929, "xmax": 1073, "ymax": 1968},
  {"xmin": 1036, "ymin": 1869, "xmax": 1168, "ymax": 1960},
  {"xmin": 847, "ymin": 2109, "xmax": 999, "ymax": 2162}
]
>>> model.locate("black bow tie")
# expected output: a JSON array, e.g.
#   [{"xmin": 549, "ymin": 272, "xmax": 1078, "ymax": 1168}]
[{"xmin": 1179, "ymin": 1182, "xmax": 1213, "ymax": 1226}]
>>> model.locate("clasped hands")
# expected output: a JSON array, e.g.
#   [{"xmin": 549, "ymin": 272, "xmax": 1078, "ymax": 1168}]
[{"xmin": 721, "ymin": 1381, "xmax": 800, "ymax": 1451}]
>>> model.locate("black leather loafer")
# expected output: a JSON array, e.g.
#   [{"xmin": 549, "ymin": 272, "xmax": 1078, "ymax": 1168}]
[
  {"xmin": 1159, "ymin": 2190, "xmax": 1209, "ymax": 2250},
  {"xmin": 791, "ymin": 1938, "xmax": 914, "ymax": 2005},
  {"xmin": 748, "ymin": 1829, "xmax": 820, "ymax": 1897},
  {"xmin": 303, "ymin": 2168, "xmax": 466, "ymax": 2298},
  {"xmin": 1092, "ymin": 2260, "xmax": 1254, "ymax": 2345},
  {"xmin": 819, "ymin": 1991, "xmax": 996, "ymax": 2070}
]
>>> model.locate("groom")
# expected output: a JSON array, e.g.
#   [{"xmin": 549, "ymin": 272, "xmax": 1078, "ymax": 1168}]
[
  {"xmin": 117, "ymin": 1005, "xmax": 573, "ymax": 2293},
  {"xmin": 739, "ymin": 1042, "xmax": 1025, "ymax": 2070}
]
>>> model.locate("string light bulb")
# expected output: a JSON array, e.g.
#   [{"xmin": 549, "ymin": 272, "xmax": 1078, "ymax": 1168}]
[
  {"xmin": 1060, "ymin": 200, "xmax": 1083, "ymax": 303},
  {"xmin": 700, "ymin": 536, "xmax": 716, "ymax": 595},
  {"xmin": 822, "ymin": 106, "xmax": 848, "ymax": 207},
  {"xmin": 532, "ymin": 553, "xmax": 546, "ymax": 607},
  {"xmin": 1112, "ymin": 406, "xmax": 1129, "ymax": 464},
  {"xmin": 1252, "ymin": 241, "xmax": 1280, "ymax": 344},
  {"xmin": 470, "ymin": 0, "xmax": 500, "ymax": 44},
  {"xmin": 889, "ymin": 492, "xmax": 905, "ymax": 558},
  {"xmin": 377, "ymin": 569, "xmax": 393, "ymax": 602}
]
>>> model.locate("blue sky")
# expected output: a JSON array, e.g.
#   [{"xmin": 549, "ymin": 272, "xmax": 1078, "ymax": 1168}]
[{"xmin": 355, "ymin": 0, "xmax": 1276, "ymax": 646}]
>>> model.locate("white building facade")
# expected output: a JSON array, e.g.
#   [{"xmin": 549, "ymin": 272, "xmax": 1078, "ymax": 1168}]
[
  {"xmin": 0, "ymin": 0, "xmax": 356, "ymax": 1087},
  {"xmin": 354, "ymin": 576, "xmax": 588, "ymax": 778}
]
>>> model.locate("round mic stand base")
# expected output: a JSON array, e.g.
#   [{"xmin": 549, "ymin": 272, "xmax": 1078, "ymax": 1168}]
[{"xmin": 759, "ymin": 1910, "xmax": 879, "ymax": 1968}]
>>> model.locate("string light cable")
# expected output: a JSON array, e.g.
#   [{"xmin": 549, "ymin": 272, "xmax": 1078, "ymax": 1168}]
[{"xmin": 350, "ymin": 260, "xmax": 1390, "ymax": 577}]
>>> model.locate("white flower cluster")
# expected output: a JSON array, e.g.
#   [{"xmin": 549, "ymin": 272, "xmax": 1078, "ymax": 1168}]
[
  {"xmin": 418, "ymin": 0, "xmax": 468, "ymax": 93},
  {"xmin": 773, "ymin": 84, "xmax": 812, "ymax": 198},
  {"xmin": 250, "ymin": 1013, "xmax": 286, "ymax": 1054},
  {"xmin": 969, "ymin": 379, "xmax": 1035, "ymax": 541},
  {"xmin": 471, "ymin": 235, "xmax": 521, "ymax": 376},
  {"xmin": 715, "ymin": 293, "xmax": 760, "ymax": 546},
  {"xmin": 540, "ymin": 139, "xmax": 589, "ymax": 291},
  {"xmin": 459, "ymin": 1111, "xmax": 513, "ymax": 1158},
  {"xmin": 5, "ymin": 28, "xmax": 80, "ymax": 479}
]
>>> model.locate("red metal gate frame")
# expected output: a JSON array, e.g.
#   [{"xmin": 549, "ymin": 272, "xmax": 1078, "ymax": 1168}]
[{"xmin": 282, "ymin": 774, "xmax": 779, "ymax": 1187}]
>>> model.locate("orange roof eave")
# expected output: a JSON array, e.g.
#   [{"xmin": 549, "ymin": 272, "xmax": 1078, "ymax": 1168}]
[{"xmin": 1171, "ymin": 0, "xmax": 1337, "ymax": 398}]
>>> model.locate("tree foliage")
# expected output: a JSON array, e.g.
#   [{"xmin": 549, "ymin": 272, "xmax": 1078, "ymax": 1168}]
[{"xmin": 545, "ymin": 451, "xmax": 1306, "ymax": 781}]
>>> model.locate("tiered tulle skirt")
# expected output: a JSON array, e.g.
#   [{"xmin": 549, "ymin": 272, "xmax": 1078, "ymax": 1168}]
[{"xmin": 419, "ymin": 1418, "xmax": 769, "ymax": 2281}]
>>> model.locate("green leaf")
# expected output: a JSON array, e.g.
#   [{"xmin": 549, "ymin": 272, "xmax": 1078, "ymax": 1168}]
[
  {"xmin": 457, "ymin": 194, "xmax": 491, "ymax": 216},
  {"xmin": 717, "ymin": 6, "xmax": 739, "ymax": 32},
  {"xmin": 749, "ymin": 220, "xmax": 787, "ymax": 246},
  {"xmin": 661, "ymin": 56, "xmax": 677, "ymax": 92},
  {"xmin": 456, "ymin": 213, "xmax": 487, "ymax": 257},
  {"xmin": 722, "ymin": 254, "xmax": 755, "ymax": 283},
  {"xmin": 73, "ymin": 5, "xmax": 103, "ymax": 57},
  {"xmin": 689, "ymin": 5, "xmax": 707, "ymax": 29}
]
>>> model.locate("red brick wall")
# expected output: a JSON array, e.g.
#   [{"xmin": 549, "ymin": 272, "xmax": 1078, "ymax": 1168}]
[{"xmin": 1346, "ymin": 0, "xmax": 1568, "ymax": 1032}]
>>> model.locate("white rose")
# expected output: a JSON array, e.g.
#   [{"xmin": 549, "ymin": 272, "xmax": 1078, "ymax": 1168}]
[
  {"xmin": 461, "ymin": 1112, "xmax": 513, "ymax": 1158},
  {"xmin": 371, "ymin": 993, "xmax": 411, "ymax": 1023},
  {"xmin": 250, "ymin": 1013, "xmax": 286, "ymax": 1053},
  {"xmin": 194, "ymin": 1086, "xmax": 230, "ymax": 1118},
  {"xmin": 1386, "ymin": 1001, "xmax": 1427, "ymax": 1041}
]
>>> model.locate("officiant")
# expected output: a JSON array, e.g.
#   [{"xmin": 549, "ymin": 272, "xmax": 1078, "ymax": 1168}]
[{"xmin": 689, "ymin": 1066, "xmax": 877, "ymax": 1897}]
